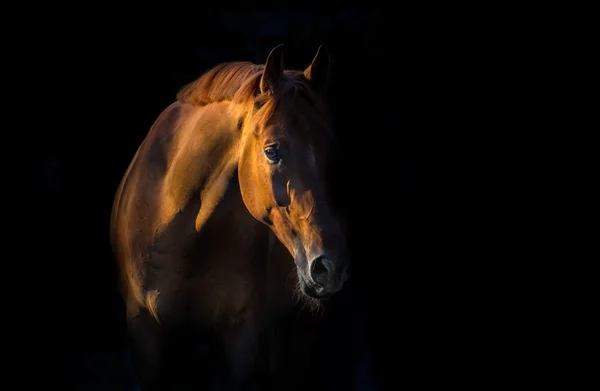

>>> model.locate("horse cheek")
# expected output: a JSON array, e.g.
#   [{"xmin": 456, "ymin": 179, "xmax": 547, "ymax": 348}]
[{"xmin": 238, "ymin": 149, "xmax": 266, "ymax": 221}]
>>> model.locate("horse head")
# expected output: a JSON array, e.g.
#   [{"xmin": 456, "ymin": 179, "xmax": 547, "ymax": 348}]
[{"xmin": 238, "ymin": 44, "xmax": 349, "ymax": 299}]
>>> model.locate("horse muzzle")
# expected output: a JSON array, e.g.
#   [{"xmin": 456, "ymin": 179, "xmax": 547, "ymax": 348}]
[{"xmin": 298, "ymin": 255, "xmax": 348, "ymax": 299}]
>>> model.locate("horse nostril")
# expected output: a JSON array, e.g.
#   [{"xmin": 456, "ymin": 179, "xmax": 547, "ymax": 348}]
[{"xmin": 310, "ymin": 256, "xmax": 333, "ymax": 286}]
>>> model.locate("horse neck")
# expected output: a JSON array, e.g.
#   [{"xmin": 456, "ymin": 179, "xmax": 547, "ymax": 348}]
[{"xmin": 159, "ymin": 101, "xmax": 243, "ymax": 224}]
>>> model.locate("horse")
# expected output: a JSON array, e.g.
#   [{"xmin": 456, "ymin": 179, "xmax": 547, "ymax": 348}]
[{"xmin": 110, "ymin": 44, "xmax": 350, "ymax": 390}]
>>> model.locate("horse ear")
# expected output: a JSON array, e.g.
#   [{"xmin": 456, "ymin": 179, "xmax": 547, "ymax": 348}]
[
  {"xmin": 260, "ymin": 44, "xmax": 285, "ymax": 94},
  {"xmin": 304, "ymin": 45, "xmax": 330, "ymax": 94}
]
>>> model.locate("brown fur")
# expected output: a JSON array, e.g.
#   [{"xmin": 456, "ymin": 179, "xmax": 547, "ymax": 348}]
[
  {"xmin": 110, "ymin": 45, "xmax": 348, "ymax": 390},
  {"xmin": 176, "ymin": 61, "xmax": 332, "ymax": 137},
  {"xmin": 176, "ymin": 62, "xmax": 262, "ymax": 106}
]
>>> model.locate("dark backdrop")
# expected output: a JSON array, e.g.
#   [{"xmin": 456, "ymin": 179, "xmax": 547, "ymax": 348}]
[{"xmin": 16, "ymin": 4, "xmax": 527, "ymax": 390}]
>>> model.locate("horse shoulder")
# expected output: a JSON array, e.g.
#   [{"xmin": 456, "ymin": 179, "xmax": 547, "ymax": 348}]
[
  {"xmin": 109, "ymin": 102, "xmax": 192, "ymax": 312},
  {"xmin": 111, "ymin": 100, "xmax": 243, "ymax": 293}
]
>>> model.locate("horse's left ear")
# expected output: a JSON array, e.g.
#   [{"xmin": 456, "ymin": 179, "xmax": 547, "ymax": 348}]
[
  {"xmin": 260, "ymin": 44, "xmax": 286, "ymax": 95},
  {"xmin": 304, "ymin": 45, "xmax": 331, "ymax": 94}
]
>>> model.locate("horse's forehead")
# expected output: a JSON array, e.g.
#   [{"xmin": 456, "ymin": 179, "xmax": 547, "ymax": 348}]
[
  {"xmin": 260, "ymin": 102, "xmax": 329, "ymax": 151},
  {"xmin": 273, "ymin": 111, "xmax": 324, "ymax": 137}
]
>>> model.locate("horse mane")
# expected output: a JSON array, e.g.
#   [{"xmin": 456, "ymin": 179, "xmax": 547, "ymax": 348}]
[
  {"xmin": 176, "ymin": 61, "xmax": 332, "ymax": 137},
  {"xmin": 176, "ymin": 62, "xmax": 263, "ymax": 106}
]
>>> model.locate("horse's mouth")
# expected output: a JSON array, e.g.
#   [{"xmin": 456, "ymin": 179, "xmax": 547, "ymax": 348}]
[{"xmin": 299, "ymin": 274, "xmax": 333, "ymax": 300}]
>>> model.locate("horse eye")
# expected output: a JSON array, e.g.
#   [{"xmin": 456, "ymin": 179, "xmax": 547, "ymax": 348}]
[{"xmin": 264, "ymin": 146, "xmax": 280, "ymax": 162}]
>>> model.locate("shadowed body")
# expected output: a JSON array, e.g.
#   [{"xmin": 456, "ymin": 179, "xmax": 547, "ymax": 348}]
[{"xmin": 110, "ymin": 45, "xmax": 349, "ymax": 390}]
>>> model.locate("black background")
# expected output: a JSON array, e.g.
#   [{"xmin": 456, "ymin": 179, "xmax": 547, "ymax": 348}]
[{"xmin": 13, "ymin": 3, "xmax": 538, "ymax": 390}]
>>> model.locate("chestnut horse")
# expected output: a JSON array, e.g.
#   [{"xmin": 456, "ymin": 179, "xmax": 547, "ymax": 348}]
[{"xmin": 110, "ymin": 45, "xmax": 349, "ymax": 390}]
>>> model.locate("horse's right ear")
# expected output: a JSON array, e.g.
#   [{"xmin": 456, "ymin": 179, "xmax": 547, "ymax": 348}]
[
  {"xmin": 260, "ymin": 44, "xmax": 285, "ymax": 95},
  {"xmin": 304, "ymin": 45, "xmax": 330, "ymax": 94}
]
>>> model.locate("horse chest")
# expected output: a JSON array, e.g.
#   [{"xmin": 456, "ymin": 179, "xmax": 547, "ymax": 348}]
[
  {"xmin": 184, "ymin": 239, "xmax": 294, "ymax": 329},
  {"xmin": 188, "ymin": 266, "xmax": 261, "ymax": 326},
  {"xmin": 145, "ymin": 185, "xmax": 294, "ymax": 329},
  {"xmin": 186, "ymin": 216, "xmax": 272, "ymax": 327}
]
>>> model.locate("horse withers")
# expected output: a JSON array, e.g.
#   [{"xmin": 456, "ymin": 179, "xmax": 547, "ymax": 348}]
[{"xmin": 110, "ymin": 44, "xmax": 349, "ymax": 390}]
